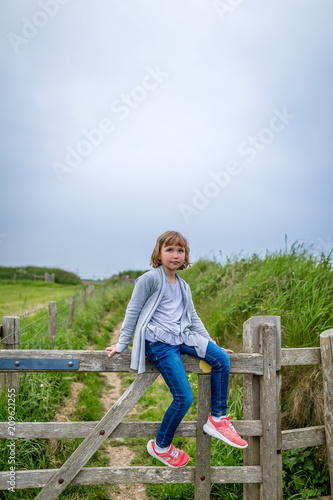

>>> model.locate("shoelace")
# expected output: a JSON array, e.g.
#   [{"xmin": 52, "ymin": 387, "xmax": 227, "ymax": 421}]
[
  {"xmin": 216, "ymin": 416, "xmax": 237, "ymax": 433},
  {"xmin": 169, "ymin": 446, "xmax": 179, "ymax": 459},
  {"xmin": 227, "ymin": 420, "xmax": 237, "ymax": 433}
]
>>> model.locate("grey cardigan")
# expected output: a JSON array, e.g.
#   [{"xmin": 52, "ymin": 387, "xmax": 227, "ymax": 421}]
[{"xmin": 116, "ymin": 266, "xmax": 215, "ymax": 373}]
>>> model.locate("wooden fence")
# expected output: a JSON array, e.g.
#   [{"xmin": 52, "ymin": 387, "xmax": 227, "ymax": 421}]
[{"xmin": 0, "ymin": 316, "xmax": 332, "ymax": 499}]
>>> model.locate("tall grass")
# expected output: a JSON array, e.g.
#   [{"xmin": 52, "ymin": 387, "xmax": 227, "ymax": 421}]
[{"xmin": 180, "ymin": 244, "xmax": 332, "ymax": 350}]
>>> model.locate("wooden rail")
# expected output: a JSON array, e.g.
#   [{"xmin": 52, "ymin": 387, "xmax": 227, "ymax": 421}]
[{"xmin": 0, "ymin": 316, "xmax": 332, "ymax": 500}]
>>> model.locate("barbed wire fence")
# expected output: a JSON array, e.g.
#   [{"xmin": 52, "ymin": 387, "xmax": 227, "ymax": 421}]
[{"xmin": 0, "ymin": 283, "xmax": 109, "ymax": 354}]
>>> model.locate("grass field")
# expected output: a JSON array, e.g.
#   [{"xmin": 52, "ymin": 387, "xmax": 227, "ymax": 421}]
[
  {"xmin": 0, "ymin": 266, "xmax": 85, "ymax": 322},
  {"xmin": 0, "ymin": 281, "xmax": 85, "ymax": 322}
]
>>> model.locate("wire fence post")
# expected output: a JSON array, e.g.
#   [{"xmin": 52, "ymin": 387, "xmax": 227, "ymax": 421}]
[
  {"xmin": 82, "ymin": 287, "xmax": 86, "ymax": 309},
  {"xmin": 103, "ymin": 283, "xmax": 106, "ymax": 297},
  {"xmin": 69, "ymin": 295, "xmax": 76, "ymax": 324},
  {"xmin": 88, "ymin": 285, "xmax": 94, "ymax": 299},
  {"xmin": 48, "ymin": 302, "xmax": 57, "ymax": 341},
  {"xmin": 0, "ymin": 316, "xmax": 20, "ymax": 393}
]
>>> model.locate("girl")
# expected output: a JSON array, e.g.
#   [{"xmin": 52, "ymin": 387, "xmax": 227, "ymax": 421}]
[{"xmin": 106, "ymin": 231, "xmax": 248, "ymax": 468}]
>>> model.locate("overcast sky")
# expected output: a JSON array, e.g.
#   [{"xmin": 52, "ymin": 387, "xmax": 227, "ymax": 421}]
[{"xmin": 1, "ymin": 0, "xmax": 332, "ymax": 279}]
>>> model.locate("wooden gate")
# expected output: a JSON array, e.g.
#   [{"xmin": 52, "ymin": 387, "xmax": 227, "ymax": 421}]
[{"xmin": 0, "ymin": 316, "xmax": 332, "ymax": 499}]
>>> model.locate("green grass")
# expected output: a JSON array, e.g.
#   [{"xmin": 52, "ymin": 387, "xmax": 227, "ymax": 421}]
[
  {"xmin": 0, "ymin": 281, "xmax": 84, "ymax": 322},
  {"xmin": 0, "ymin": 266, "xmax": 81, "ymax": 285}
]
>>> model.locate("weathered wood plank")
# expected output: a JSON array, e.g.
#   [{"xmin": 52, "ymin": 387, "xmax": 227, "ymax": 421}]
[
  {"xmin": 34, "ymin": 372, "xmax": 158, "ymax": 500},
  {"xmin": 260, "ymin": 323, "xmax": 278, "ymax": 500},
  {"xmin": 275, "ymin": 319, "xmax": 283, "ymax": 500},
  {"xmin": 0, "ymin": 350, "xmax": 264, "ymax": 375},
  {"xmin": 195, "ymin": 374, "xmax": 211, "ymax": 500},
  {"xmin": 0, "ymin": 419, "xmax": 263, "ymax": 439},
  {"xmin": 0, "ymin": 466, "xmax": 263, "ymax": 489},
  {"xmin": 320, "ymin": 329, "xmax": 333, "ymax": 489},
  {"xmin": 281, "ymin": 426, "xmax": 326, "ymax": 450},
  {"xmin": 211, "ymin": 466, "xmax": 262, "ymax": 483},
  {"xmin": 281, "ymin": 347, "xmax": 321, "ymax": 366}
]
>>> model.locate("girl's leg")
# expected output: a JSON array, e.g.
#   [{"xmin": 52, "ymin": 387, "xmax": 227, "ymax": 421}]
[
  {"xmin": 180, "ymin": 342, "xmax": 248, "ymax": 449},
  {"xmin": 145, "ymin": 340, "xmax": 193, "ymax": 448},
  {"xmin": 180, "ymin": 341, "xmax": 230, "ymax": 416}
]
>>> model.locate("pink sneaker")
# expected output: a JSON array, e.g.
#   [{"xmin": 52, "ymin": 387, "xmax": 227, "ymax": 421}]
[
  {"xmin": 147, "ymin": 439, "xmax": 189, "ymax": 468},
  {"xmin": 203, "ymin": 415, "xmax": 248, "ymax": 449}
]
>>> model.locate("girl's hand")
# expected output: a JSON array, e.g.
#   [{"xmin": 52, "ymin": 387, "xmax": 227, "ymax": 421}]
[
  {"xmin": 224, "ymin": 348, "xmax": 234, "ymax": 354},
  {"xmin": 105, "ymin": 345, "xmax": 117, "ymax": 357}
]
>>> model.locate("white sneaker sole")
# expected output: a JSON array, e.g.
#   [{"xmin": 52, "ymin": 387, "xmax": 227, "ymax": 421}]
[
  {"xmin": 203, "ymin": 423, "xmax": 248, "ymax": 449},
  {"xmin": 146, "ymin": 440, "xmax": 189, "ymax": 468}
]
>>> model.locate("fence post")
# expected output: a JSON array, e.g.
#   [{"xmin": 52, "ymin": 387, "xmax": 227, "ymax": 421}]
[
  {"xmin": 48, "ymin": 301, "xmax": 57, "ymax": 341},
  {"xmin": 259, "ymin": 323, "xmax": 279, "ymax": 499},
  {"xmin": 243, "ymin": 316, "xmax": 281, "ymax": 500},
  {"xmin": 0, "ymin": 316, "xmax": 20, "ymax": 393},
  {"xmin": 88, "ymin": 285, "xmax": 94, "ymax": 299},
  {"xmin": 69, "ymin": 295, "xmax": 76, "ymax": 324},
  {"xmin": 82, "ymin": 287, "xmax": 86, "ymax": 309},
  {"xmin": 320, "ymin": 328, "xmax": 333, "ymax": 490},
  {"xmin": 103, "ymin": 283, "xmax": 106, "ymax": 297},
  {"xmin": 194, "ymin": 373, "xmax": 211, "ymax": 500},
  {"xmin": 243, "ymin": 317, "xmax": 261, "ymax": 500}
]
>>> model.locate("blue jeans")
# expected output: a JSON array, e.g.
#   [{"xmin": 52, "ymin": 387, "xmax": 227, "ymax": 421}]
[{"xmin": 145, "ymin": 340, "xmax": 230, "ymax": 448}]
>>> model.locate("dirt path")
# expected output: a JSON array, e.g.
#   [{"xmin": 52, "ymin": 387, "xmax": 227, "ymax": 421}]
[
  {"xmin": 51, "ymin": 315, "xmax": 148, "ymax": 499},
  {"xmin": 102, "ymin": 320, "xmax": 148, "ymax": 500}
]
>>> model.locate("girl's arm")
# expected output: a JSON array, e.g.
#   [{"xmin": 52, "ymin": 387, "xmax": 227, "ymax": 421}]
[{"xmin": 106, "ymin": 273, "xmax": 152, "ymax": 355}]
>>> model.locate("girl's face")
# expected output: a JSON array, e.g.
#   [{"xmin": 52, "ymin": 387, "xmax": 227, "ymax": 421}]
[{"xmin": 160, "ymin": 244, "xmax": 186, "ymax": 272}]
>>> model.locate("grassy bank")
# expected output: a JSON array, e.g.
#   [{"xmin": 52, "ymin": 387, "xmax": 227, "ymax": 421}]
[
  {"xmin": 0, "ymin": 266, "xmax": 81, "ymax": 285},
  {"xmin": 181, "ymin": 244, "xmax": 332, "ymax": 350}
]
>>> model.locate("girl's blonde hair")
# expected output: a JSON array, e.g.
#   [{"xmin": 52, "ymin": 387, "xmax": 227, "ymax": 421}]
[{"xmin": 150, "ymin": 231, "xmax": 191, "ymax": 270}]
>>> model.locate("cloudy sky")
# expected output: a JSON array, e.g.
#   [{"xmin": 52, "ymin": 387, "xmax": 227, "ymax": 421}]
[{"xmin": 1, "ymin": 0, "xmax": 332, "ymax": 279}]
